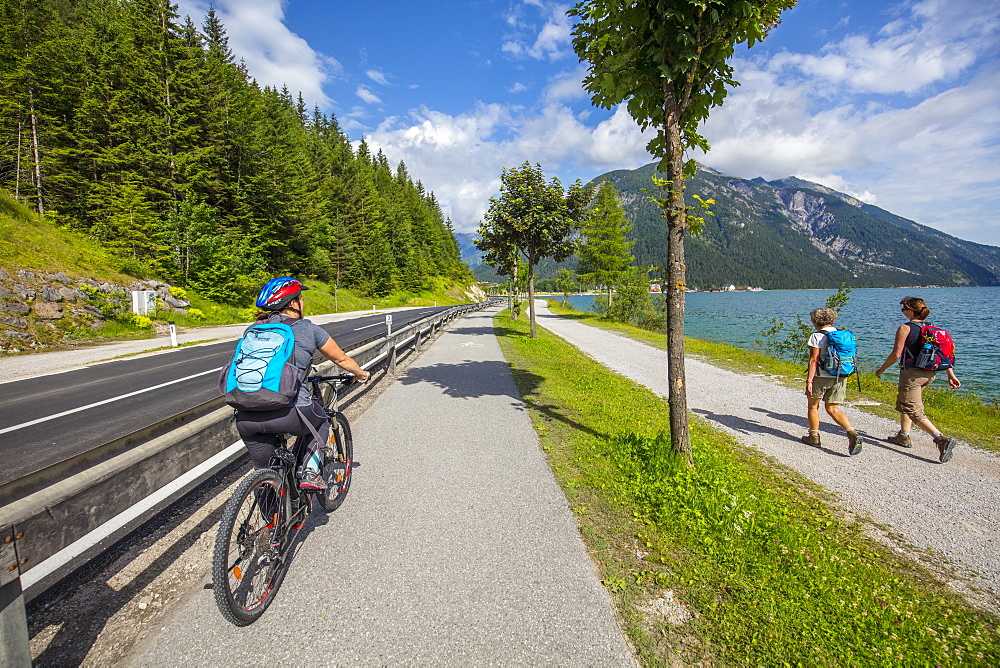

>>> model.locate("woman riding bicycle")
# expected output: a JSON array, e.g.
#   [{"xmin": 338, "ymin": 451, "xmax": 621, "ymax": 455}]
[{"xmin": 235, "ymin": 277, "xmax": 370, "ymax": 490}]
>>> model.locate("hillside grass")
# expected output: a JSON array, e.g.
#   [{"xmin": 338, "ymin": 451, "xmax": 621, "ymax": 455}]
[
  {"xmin": 2, "ymin": 191, "xmax": 482, "ymax": 346},
  {"xmin": 495, "ymin": 310, "xmax": 999, "ymax": 665},
  {"xmin": 0, "ymin": 193, "xmax": 139, "ymax": 283},
  {"xmin": 546, "ymin": 300, "xmax": 1000, "ymax": 452}
]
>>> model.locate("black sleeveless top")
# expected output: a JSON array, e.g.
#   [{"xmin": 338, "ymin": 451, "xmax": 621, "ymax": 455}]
[{"xmin": 901, "ymin": 321, "xmax": 926, "ymax": 367}]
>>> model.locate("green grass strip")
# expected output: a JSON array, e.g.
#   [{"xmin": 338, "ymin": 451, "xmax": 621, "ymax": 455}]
[
  {"xmin": 546, "ymin": 301, "xmax": 999, "ymax": 452},
  {"xmin": 495, "ymin": 310, "xmax": 998, "ymax": 666}
]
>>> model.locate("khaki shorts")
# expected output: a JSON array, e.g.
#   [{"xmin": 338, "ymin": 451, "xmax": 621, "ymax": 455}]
[
  {"xmin": 895, "ymin": 367, "xmax": 937, "ymax": 421},
  {"xmin": 809, "ymin": 375, "xmax": 847, "ymax": 404}
]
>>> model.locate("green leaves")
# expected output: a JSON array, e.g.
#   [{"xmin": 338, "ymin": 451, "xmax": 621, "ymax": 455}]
[{"xmin": 0, "ymin": 0, "xmax": 468, "ymax": 300}]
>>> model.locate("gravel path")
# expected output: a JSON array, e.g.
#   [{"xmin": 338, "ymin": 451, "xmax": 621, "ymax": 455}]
[{"xmin": 534, "ymin": 301, "xmax": 1000, "ymax": 614}]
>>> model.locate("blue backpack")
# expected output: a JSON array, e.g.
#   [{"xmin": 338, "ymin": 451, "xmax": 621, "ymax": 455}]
[
  {"xmin": 822, "ymin": 328, "xmax": 857, "ymax": 376},
  {"xmin": 219, "ymin": 320, "xmax": 304, "ymax": 410}
]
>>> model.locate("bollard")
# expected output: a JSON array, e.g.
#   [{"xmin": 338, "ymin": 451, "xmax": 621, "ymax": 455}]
[
  {"xmin": 168, "ymin": 320, "xmax": 178, "ymax": 347},
  {"xmin": 0, "ymin": 578, "xmax": 31, "ymax": 667},
  {"xmin": 387, "ymin": 343, "xmax": 397, "ymax": 375}
]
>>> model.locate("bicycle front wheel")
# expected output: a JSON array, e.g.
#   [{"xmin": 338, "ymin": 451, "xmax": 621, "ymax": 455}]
[
  {"xmin": 317, "ymin": 413, "xmax": 353, "ymax": 512},
  {"xmin": 212, "ymin": 468, "xmax": 291, "ymax": 625}
]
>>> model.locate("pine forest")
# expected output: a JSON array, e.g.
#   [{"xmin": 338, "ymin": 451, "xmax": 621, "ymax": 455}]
[{"xmin": 0, "ymin": 0, "xmax": 468, "ymax": 302}]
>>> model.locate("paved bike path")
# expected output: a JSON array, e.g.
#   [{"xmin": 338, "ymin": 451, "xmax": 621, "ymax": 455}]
[{"xmin": 127, "ymin": 305, "xmax": 636, "ymax": 666}]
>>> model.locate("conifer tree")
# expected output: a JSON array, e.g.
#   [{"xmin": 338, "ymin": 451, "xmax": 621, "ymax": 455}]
[{"xmin": 577, "ymin": 179, "xmax": 634, "ymax": 309}]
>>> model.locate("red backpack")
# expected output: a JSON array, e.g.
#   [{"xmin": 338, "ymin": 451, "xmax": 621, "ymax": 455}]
[{"xmin": 907, "ymin": 324, "xmax": 956, "ymax": 370}]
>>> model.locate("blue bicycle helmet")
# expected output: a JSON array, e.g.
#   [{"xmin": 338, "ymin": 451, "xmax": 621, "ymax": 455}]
[{"xmin": 256, "ymin": 277, "xmax": 309, "ymax": 311}]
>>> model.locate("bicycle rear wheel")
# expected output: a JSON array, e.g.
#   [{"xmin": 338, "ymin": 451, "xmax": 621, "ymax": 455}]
[
  {"xmin": 212, "ymin": 468, "xmax": 291, "ymax": 625},
  {"xmin": 317, "ymin": 413, "xmax": 353, "ymax": 512}
]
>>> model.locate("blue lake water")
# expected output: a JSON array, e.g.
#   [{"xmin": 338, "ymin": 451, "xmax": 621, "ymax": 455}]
[{"xmin": 551, "ymin": 287, "xmax": 1000, "ymax": 402}]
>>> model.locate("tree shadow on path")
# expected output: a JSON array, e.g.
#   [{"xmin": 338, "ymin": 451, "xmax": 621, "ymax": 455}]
[
  {"xmin": 693, "ymin": 407, "xmax": 855, "ymax": 458},
  {"xmin": 745, "ymin": 406, "xmax": 939, "ymax": 463}
]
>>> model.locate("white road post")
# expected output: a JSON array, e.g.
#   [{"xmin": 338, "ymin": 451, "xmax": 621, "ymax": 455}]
[{"xmin": 168, "ymin": 321, "xmax": 178, "ymax": 347}]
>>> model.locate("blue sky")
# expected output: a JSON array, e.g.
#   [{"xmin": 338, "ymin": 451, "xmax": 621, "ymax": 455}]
[{"xmin": 174, "ymin": 0, "xmax": 999, "ymax": 246}]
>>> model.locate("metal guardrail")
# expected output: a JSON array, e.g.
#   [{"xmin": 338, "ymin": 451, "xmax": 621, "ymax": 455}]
[{"xmin": 0, "ymin": 301, "xmax": 494, "ymax": 666}]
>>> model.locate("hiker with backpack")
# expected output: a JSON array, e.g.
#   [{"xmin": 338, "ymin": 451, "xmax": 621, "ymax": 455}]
[
  {"xmin": 874, "ymin": 296, "xmax": 960, "ymax": 463},
  {"xmin": 221, "ymin": 277, "xmax": 370, "ymax": 491},
  {"xmin": 802, "ymin": 307, "xmax": 864, "ymax": 456}
]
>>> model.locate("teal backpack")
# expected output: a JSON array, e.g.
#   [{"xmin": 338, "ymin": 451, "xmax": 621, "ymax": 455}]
[
  {"xmin": 821, "ymin": 328, "xmax": 857, "ymax": 376},
  {"xmin": 219, "ymin": 320, "xmax": 304, "ymax": 410}
]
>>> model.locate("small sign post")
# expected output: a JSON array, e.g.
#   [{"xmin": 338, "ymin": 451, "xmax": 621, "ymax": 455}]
[
  {"xmin": 385, "ymin": 314, "xmax": 392, "ymax": 336},
  {"xmin": 130, "ymin": 290, "xmax": 156, "ymax": 315},
  {"xmin": 168, "ymin": 321, "xmax": 178, "ymax": 347}
]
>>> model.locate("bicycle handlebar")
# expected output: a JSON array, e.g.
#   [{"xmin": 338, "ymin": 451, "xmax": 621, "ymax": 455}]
[{"xmin": 308, "ymin": 373, "xmax": 360, "ymax": 385}]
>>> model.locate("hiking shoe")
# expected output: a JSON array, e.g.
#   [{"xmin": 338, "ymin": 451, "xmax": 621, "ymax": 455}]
[
  {"xmin": 847, "ymin": 431, "xmax": 863, "ymax": 457},
  {"xmin": 887, "ymin": 432, "xmax": 912, "ymax": 448},
  {"xmin": 299, "ymin": 470, "xmax": 327, "ymax": 492},
  {"xmin": 934, "ymin": 435, "xmax": 956, "ymax": 463},
  {"xmin": 800, "ymin": 433, "xmax": 821, "ymax": 448}
]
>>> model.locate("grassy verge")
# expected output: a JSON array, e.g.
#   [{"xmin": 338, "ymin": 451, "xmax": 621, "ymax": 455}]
[
  {"xmin": 546, "ymin": 301, "xmax": 999, "ymax": 452},
  {"xmin": 495, "ymin": 310, "xmax": 999, "ymax": 665}
]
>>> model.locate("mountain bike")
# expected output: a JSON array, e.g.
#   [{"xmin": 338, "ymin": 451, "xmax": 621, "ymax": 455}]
[{"xmin": 212, "ymin": 373, "xmax": 357, "ymax": 626}]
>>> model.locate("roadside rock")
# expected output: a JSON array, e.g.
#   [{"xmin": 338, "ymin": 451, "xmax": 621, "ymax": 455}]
[
  {"xmin": 0, "ymin": 267, "xmax": 190, "ymax": 350},
  {"xmin": 0, "ymin": 315, "xmax": 28, "ymax": 328},
  {"xmin": 1, "ymin": 328, "xmax": 32, "ymax": 341},
  {"xmin": 41, "ymin": 285, "xmax": 62, "ymax": 302},
  {"xmin": 33, "ymin": 302, "xmax": 64, "ymax": 320},
  {"xmin": 13, "ymin": 283, "xmax": 35, "ymax": 300},
  {"xmin": 58, "ymin": 287, "xmax": 83, "ymax": 302}
]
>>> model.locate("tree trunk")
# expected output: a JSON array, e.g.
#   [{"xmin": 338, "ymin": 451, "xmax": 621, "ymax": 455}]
[
  {"xmin": 15, "ymin": 120, "xmax": 22, "ymax": 199},
  {"xmin": 607, "ymin": 284, "xmax": 613, "ymax": 310},
  {"xmin": 528, "ymin": 261, "xmax": 537, "ymax": 338},
  {"xmin": 28, "ymin": 90, "xmax": 44, "ymax": 217},
  {"xmin": 662, "ymin": 84, "xmax": 692, "ymax": 464}
]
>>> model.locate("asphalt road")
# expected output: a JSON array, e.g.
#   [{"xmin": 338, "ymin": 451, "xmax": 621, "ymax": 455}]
[
  {"xmin": 125, "ymin": 305, "xmax": 636, "ymax": 666},
  {"xmin": 0, "ymin": 306, "xmax": 455, "ymax": 486}
]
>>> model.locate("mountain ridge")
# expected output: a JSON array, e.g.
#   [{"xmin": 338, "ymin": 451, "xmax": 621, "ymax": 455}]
[{"xmin": 465, "ymin": 164, "xmax": 1000, "ymax": 289}]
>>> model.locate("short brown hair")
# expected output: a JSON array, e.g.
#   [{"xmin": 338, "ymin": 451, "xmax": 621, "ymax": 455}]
[{"xmin": 810, "ymin": 307, "xmax": 837, "ymax": 328}]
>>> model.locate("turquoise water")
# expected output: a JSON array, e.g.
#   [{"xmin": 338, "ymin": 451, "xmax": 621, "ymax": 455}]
[{"xmin": 556, "ymin": 287, "xmax": 1000, "ymax": 401}]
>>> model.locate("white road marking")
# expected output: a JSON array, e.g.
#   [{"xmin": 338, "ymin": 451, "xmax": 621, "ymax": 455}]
[
  {"xmin": 0, "ymin": 367, "xmax": 223, "ymax": 435},
  {"xmin": 353, "ymin": 323, "xmax": 379, "ymax": 331}
]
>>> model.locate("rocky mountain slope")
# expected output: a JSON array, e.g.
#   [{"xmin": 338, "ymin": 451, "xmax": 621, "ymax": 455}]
[
  {"xmin": 465, "ymin": 164, "xmax": 1000, "ymax": 289},
  {"xmin": 602, "ymin": 164, "xmax": 1000, "ymax": 289}
]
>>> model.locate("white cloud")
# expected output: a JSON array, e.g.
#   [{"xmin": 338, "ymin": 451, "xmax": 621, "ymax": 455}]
[
  {"xmin": 502, "ymin": 1, "xmax": 574, "ymax": 61},
  {"xmin": 700, "ymin": 1, "xmax": 1000, "ymax": 245},
  {"xmin": 366, "ymin": 69, "xmax": 390, "ymax": 86},
  {"xmin": 509, "ymin": 82, "xmax": 528, "ymax": 93},
  {"xmin": 173, "ymin": 0, "xmax": 338, "ymax": 109},
  {"xmin": 766, "ymin": 0, "xmax": 996, "ymax": 96},
  {"xmin": 363, "ymin": 102, "xmax": 652, "ymax": 232},
  {"xmin": 356, "ymin": 85, "xmax": 382, "ymax": 105},
  {"xmin": 543, "ymin": 66, "xmax": 589, "ymax": 103}
]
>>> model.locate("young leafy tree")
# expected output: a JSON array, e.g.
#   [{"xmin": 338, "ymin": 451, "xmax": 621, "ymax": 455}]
[
  {"xmin": 570, "ymin": 0, "xmax": 796, "ymax": 463},
  {"xmin": 554, "ymin": 268, "xmax": 579, "ymax": 304},
  {"xmin": 577, "ymin": 179, "xmax": 634, "ymax": 310},
  {"xmin": 476, "ymin": 162, "xmax": 592, "ymax": 337}
]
